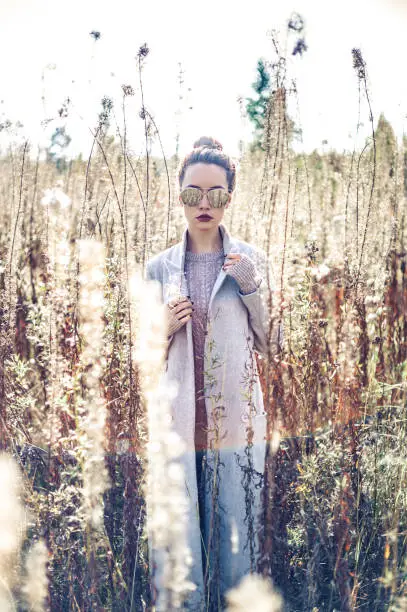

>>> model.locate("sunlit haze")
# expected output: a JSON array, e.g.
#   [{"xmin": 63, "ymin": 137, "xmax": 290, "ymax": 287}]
[{"xmin": 1, "ymin": 0, "xmax": 406, "ymax": 159}]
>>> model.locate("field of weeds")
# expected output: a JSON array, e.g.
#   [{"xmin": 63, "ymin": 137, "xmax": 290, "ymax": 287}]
[{"xmin": 0, "ymin": 41, "xmax": 407, "ymax": 612}]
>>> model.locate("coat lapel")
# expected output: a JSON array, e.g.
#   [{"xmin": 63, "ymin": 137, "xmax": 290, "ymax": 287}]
[{"xmin": 160, "ymin": 222, "xmax": 236, "ymax": 314}]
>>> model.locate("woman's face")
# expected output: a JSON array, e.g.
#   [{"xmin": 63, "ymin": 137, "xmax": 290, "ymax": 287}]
[{"xmin": 179, "ymin": 162, "xmax": 231, "ymax": 231}]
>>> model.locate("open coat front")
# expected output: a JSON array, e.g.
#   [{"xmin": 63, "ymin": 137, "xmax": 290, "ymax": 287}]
[{"xmin": 145, "ymin": 223, "xmax": 283, "ymax": 611}]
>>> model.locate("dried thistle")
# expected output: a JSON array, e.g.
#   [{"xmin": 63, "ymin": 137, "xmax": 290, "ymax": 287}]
[
  {"xmin": 292, "ymin": 38, "xmax": 308, "ymax": 57},
  {"xmin": 98, "ymin": 96, "xmax": 113, "ymax": 131},
  {"xmin": 352, "ymin": 48, "xmax": 366, "ymax": 80},
  {"xmin": 288, "ymin": 12, "xmax": 304, "ymax": 32},
  {"xmin": 122, "ymin": 84, "xmax": 135, "ymax": 97},
  {"xmin": 137, "ymin": 43, "xmax": 150, "ymax": 59}
]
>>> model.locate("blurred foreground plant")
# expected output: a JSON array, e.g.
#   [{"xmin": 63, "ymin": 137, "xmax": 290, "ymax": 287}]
[{"xmin": 131, "ymin": 267, "xmax": 195, "ymax": 609}]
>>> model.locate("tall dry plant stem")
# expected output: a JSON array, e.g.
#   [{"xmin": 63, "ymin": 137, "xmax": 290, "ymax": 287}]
[
  {"xmin": 292, "ymin": 84, "xmax": 312, "ymax": 228},
  {"xmin": 117, "ymin": 89, "xmax": 138, "ymax": 425},
  {"xmin": 77, "ymin": 129, "xmax": 138, "ymax": 422},
  {"xmin": 40, "ymin": 188, "xmax": 72, "ymax": 451},
  {"xmin": 142, "ymin": 109, "xmax": 172, "ymax": 250},
  {"xmin": 352, "ymin": 48, "xmax": 377, "ymax": 292},
  {"xmin": 7, "ymin": 141, "xmax": 29, "ymax": 330},
  {"xmin": 125, "ymin": 106, "xmax": 172, "ymax": 254},
  {"xmin": 28, "ymin": 147, "xmax": 41, "ymax": 305},
  {"xmin": 355, "ymin": 141, "xmax": 370, "ymax": 262},
  {"xmin": 137, "ymin": 46, "xmax": 151, "ymax": 268},
  {"xmin": 344, "ymin": 73, "xmax": 362, "ymax": 266}
]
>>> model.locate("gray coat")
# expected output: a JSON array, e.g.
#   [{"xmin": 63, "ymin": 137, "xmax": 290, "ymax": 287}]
[{"xmin": 145, "ymin": 222, "xmax": 283, "ymax": 610}]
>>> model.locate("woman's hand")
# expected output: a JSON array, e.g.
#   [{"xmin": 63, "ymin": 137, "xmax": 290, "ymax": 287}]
[
  {"xmin": 224, "ymin": 254, "xmax": 290, "ymax": 311},
  {"xmin": 166, "ymin": 296, "xmax": 194, "ymax": 337},
  {"xmin": 223, "ymin": 252, "xmax": 261, "ymax": 295},
  {"xmin": 222, "ymin": 252, "xmax": 242, "ymax": 269}
]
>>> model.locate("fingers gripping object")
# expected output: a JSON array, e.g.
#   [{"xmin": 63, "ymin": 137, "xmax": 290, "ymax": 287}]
[
  {"xmin": 223, "ymin": 252, "xmax": 262, "ymax": 295},
  {"xmin": 166, "ymin": 296, "xmax": 194, "ymax": 338}
]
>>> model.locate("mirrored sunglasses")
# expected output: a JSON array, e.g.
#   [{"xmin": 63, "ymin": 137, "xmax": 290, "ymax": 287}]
[{"xmin": 180, "ymin": 187, "xmax": 229, "ymax": 208}]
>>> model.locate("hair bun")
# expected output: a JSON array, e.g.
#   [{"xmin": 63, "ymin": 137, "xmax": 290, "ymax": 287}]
[{"xmin": 193, "ymin": 136, "xmax": 223, "ymax": 151}]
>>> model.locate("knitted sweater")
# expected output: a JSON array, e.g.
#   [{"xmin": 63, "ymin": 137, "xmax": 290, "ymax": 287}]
[{"xmin": 184, "ymin": 248, "xmax": 260, "ymax": 451}]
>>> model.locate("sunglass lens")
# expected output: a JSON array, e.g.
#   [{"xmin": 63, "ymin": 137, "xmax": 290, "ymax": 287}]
[
  {"xmin": 181, "ymin": 188, "xmax": 201, "ymax": 206},
  {"xmin": 208, "ymin": 189, "xmax": 229, "ymax": 208}
]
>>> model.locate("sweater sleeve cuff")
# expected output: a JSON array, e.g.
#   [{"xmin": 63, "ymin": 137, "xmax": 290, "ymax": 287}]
[
  {"xmin": 239, "ymin": 278, "xmax": 262, "ymax": 295},
  {"xmin": 227, "ymin": 254, "xmax": 262, "ymax": 294}
]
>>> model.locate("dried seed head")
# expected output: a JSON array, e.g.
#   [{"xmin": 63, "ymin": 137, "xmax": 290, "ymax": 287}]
[
  {"xmin": 352, "ymin": 48, "xmax": 366, "ymax": 80},
  {"xmin": 137, "ymin": 43, "xmax": 150, "ymax": 58}
]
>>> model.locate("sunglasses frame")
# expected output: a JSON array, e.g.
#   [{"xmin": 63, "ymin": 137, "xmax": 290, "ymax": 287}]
[{"xmin": 179, "ymin": 186, "xmax": 230, "ymax": 208}]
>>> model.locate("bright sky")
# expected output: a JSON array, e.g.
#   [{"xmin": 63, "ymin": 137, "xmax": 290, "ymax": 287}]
[{"xmin": 1, "ymin": 0, "xmax": 406, "ymax": 160}]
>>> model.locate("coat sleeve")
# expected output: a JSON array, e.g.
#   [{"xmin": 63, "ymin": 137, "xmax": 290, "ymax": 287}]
[
  {"xmin": 237, "ymin": 247, "xmax": 284, "ymax": 359},
  {"xmin": 145, "ymin": 257, "xmax": 175, "ymax": 357}
]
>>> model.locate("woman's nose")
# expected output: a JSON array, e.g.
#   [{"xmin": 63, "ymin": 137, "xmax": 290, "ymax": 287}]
[{"xmin": 199, "ymin": 193, "xmax": 211, "ymax": 207}]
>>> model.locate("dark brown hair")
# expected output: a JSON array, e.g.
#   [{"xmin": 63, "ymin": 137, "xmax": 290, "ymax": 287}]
[{"xmin": 178, "ymin": 136, "xmax": 237, "ymax": 193}]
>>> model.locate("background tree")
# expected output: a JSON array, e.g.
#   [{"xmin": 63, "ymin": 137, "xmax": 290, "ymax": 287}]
[
  {"xmin": 245, "ymin": 14, "xmax": 307, "ymax": 153},
  {"xmin": 46, "ymin": 126, "xmax": 72, "ymax": 172},
  {"xmin": 245, "ymin": 58, "xmax": 272, "ymax": 151}
]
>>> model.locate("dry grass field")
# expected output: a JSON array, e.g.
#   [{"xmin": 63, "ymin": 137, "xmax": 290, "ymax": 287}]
[{"xmin": 0, "ymin": 42, "xmax": 406, "ymax": 612}]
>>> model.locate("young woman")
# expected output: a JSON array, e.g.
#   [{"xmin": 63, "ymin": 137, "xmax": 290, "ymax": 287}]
[{"xmin": 145, "ymin": 136, "xmax": 284, "ymax": 611}]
